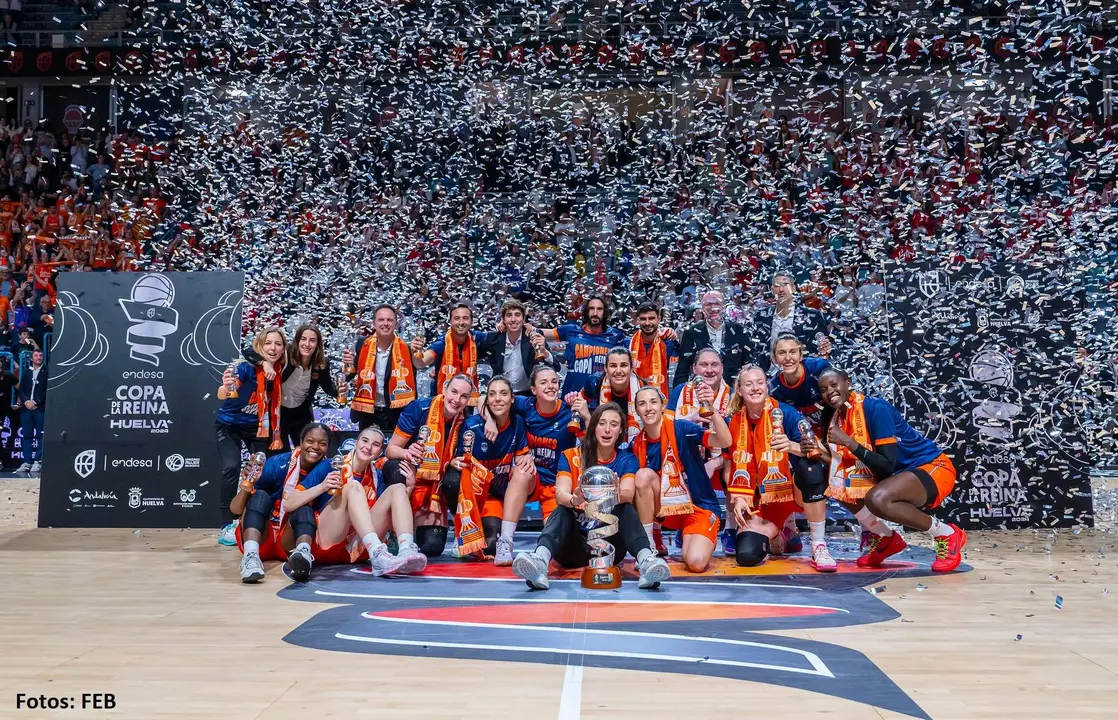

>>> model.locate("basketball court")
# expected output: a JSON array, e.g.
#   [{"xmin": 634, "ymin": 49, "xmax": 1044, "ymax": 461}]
[{"xmin": 4, "ymin": 477, "xmax": 1116, "ymax": 719}]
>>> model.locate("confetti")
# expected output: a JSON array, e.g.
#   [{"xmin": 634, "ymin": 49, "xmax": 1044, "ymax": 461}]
[{"xmin": 1055, "ymin": 595, "xmax": 1064, "ymax": 610}]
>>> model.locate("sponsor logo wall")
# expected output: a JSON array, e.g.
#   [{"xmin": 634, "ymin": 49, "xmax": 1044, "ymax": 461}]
[
  {"xmin": 885, "ymin": 262, "xmax": 1092, "ymax": 529},
  {"xmin": 38, "ymin": 272, "xmax": 244, "ymax": 528}
]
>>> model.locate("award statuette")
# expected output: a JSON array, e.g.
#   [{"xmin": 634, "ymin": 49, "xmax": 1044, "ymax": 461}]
[
  {"xmin": 798, "ymin": 419, "xmax": 822, "ymax": 460},
  {"xmin": 462, "ymin": 429, "xmax": 476, "ymax": 460},
  {"xmin": 226, "ymin": 357, "xmax": 243, "ymax": 398},
  {"xmin": 340, "ymin": 331, "xmax": 357, "ymax": 376},
  {"xmin": 329, "ymin": 454, "xmax": 346, "ymax": 496},
  {"xmin": 579, "ymin": 466, "xmax": 622, "ymax": 590},
  {"xmin": 533, "ymin": 329, "xmax": 547, "ymax": 361},
  {"xmin": 692, "ymin": 375, "xmax": 713, "ymax": 418},
  {"xmin": 770, "ymin": 406, "xmax": 784, "ymax": 439},
  {"xmin": 238, "ymin": 452, "xmax": 267, "ymax": 494},
  {"xmin": 335, "ymin": 371, "xmax": 348, "ymax": 406}
]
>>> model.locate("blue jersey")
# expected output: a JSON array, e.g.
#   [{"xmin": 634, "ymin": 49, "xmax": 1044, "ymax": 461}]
[
  {"xmin": 255, "ymin": 452, "xmax": 330, "ymax": 520},
  {"xmin": 299, "ymin": 458, "xmax": 365, "ymax": 513},
  {"xmin": 514, "ymin": 396, "xmax": 576, "ymax": 487},
  {"xmin": 863, "ymin": 396, "xmax": 942, "ymax": 471},
  {"xmin": 557, "ymin": 448, "xmax": 640, "ymax": 491},
  {"xmin": 460, "ymin": 413, "xmax": 529, "ymax": 500},
  {"xmin": 638, "ymin": 419, "xmax": 722, "ymax": 515},
  {"xmin": 768, "ymin": 357, "xmax": 832, "ymax": 428},
  {"xmin": 555, "ymin": 323, "xmax": 627, "ymax": 394},
  {"xmin": 216, "ymin": 362, "xmax": 266, "ymax": 427}
]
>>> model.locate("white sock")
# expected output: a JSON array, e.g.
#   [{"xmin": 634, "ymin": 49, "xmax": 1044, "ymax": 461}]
[
  {"xmin": 636, "ymin": 548, "xmax": 653, "ymax": 563},
  {"xmin": 362, "ymin": 532, "xmax": 383, "ymax": 553},
  {"xmin": 854, "ymin": 507, "xmax": 893, "ymax": 537},
  {"xmin": 928, "ymin": 518, "xmax": 954, "ymax": 537},
  {"xmin": 500, "ymin": 520, "xmax": 517, "ymax": 540},
  {"xmin": 398, "ymin": 532, "xmax": 414, "ymax": 547},
  {"xmin": 643, "ymin": 523, "xmax": 655, "ymax": 547},
  {"xmin": 243, "ymin": 540, "xmax": 259, "ymax": 556},
  {"xmin": 809, "ymin": 521, "xmax": 826, "ymax": 546},
  {"xmin": 295, "ymin": 541, "xmax": 311, "ymax": 555},
  {"xmin": 535, "ymin": 545, "xmax": 552, "ymax": 564}
]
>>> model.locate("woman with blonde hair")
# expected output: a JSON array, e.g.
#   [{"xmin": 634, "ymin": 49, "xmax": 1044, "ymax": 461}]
[{"xmin": 215, "ymin": 326, "xmax": 287, "ymax": 546}]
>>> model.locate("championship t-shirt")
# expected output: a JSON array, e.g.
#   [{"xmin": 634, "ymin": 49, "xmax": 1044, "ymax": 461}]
[
  {"xmin": 514, "ymin": 396, "xmax": 576, "ymax": 487},
  {"xmin": 552, "ymin": 323, "xmax": 627, "ymax": 394},
  {"xmin": 638, "ymin": 419, "xmax": 721, "ymax": 515}
]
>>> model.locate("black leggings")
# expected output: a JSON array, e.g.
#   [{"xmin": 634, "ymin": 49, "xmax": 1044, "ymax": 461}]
[
  {"xmin": 216, "ymin": 421, "xmax": 269, "ymax": 525},
  {"xmin": 241, "ymin": 491, "xmax": 317, "ymax": 542},
  {"xmin": 280, "ymin": 405, "xmax": 314, "ymax": 451},
  {"xmin": 536, "ymin": 502, "xmax": 649, "ymax": 568}
]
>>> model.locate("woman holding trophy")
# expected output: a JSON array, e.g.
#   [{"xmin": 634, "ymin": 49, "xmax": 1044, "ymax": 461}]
[
  {"xmin": 512, "ymin": 402, "xmax": 671, "ymax": 591},
  {"xmin": 215, "ymin": 326, "xmax": 287, "ymax": 547}
]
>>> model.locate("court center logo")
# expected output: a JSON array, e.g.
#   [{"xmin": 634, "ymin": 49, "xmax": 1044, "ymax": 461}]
[
  {"xmin": 119, "ymin": 274, "xmax": 179, "ymax": 367},
  {"xmin": 73, "ymin": 449, "xmax": 97, "ymax": 478}
]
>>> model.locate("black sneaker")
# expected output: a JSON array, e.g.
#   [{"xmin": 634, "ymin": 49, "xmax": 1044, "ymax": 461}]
[{"xmin": 287, "ymin": 546, "xmax": 313, "ymax": 583}]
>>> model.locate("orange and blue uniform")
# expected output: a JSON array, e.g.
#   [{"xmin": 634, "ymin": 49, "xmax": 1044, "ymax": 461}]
[
  {"xmin": 514, "ymin": 396, "xmax": 577, "ymax": 519},
  {"xmin": 460, "ymin": 413, "xmax": 530, "ymax": 518},
  {"xmin": 639, "ymin": 419, "xmax": 722, "ymax": 544},
  {"xmin": 768, "ymin": 356, "xmax": 832, "ymax": 430},
  {"xmin": 861, "ymin": 396, "xmax": 956, "ymax": 508},
  {"xmin": 234, "ymin": 452, "xmax": 329, "ymax": 560}
]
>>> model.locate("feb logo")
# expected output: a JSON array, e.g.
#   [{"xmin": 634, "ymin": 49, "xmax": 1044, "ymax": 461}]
[{"xmin": 73, "ymin": 449, "xmax": 97, "ymax": 479}]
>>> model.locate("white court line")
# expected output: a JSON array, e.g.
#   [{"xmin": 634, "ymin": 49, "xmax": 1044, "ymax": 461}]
[
  {"xmin": 340, "ymin": 567, "xmax": 829, "ymax": 590},
  {"xmin": 336, "ymin": 625, "xmax": 834, "ymax": 678},
  {"xmin": 315, "ymin": 589, "xmax": 849, "ymax": 614},
  {"xmin": 557, "ymin": 662, "xmax": 583, "ymax": 720},
  {"xmin": 356, "ymin": 614, "xmax": 835, "ymax": 678}
]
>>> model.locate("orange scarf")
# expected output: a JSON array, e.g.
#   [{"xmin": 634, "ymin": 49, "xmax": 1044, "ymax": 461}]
[
  {"xmin": 351, "ymin": 335, "xmax": 416, "ymax": 413},
  {"xmin": 436, "ymin": 331, "xmax": 478, "ymax": 391},
  {"xmin": 675, "ymin": 379, "xmax": 731, "ymax": 419},
  {"xmin": 828, "ymin": 391, "xmax": 876, "ymax": 501},
  {"xmin": 275, "ymin": 449, "xmax": 304, "ymax": 528},
  {"xmin": 415, "ymin": 395, "xmax": 463, "ymax": 490},
  {"xmin": 249, "ymin": 364, "xmax": 283, "ymax": 450},
  {"xmin": 600, "ymin": 375, "xmax": 642, "ymax": 444},
  {"xmin": 454, "ymin": 442, "xmax": 494, "ymax": 558},
  {"xmin": 746, "ymin": 398, "xmax": 795, "ymax": 505},
  {"xmin": 632, "ymin": 417, "xmax": 693, "ymax": 517},
  {"xmin": 630, "ymin": 332, "xmax": 669, "ymax": 397},
  {"xmin": 726, "ymin": 410, "xmax": 756, "ymax": 506}
]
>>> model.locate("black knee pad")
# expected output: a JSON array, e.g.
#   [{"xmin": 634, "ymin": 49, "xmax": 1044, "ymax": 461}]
[
  {"xmin": 381, "ymin": 459, "xmax": 407, "ymax": 486},
  {"xmin": 288, "ymin": 505, "xmax": 317, "ymax": 540},
  {"xmin": 482, "ymin": 516, "xmax": 502, "ymax": 556},
  {"xmin": 241, "ymin": 490, "xmax": 274, "ymax": 533},
  {"xmin": 794, "ymin": 461, "xmax": 828, "ymax": 505},
  {"xmin": 735, "ymin": 531, "xmax": 770, "ymax": 567},
  {"xmin": 416, "ymin": 525, "xmax": 448, "ymax": 557}
]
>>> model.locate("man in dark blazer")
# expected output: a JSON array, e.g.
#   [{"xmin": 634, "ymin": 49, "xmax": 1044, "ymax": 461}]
[
  {"xmin": 747, "ymin": 271, "xmax": 834, "ymax": 372},
  {"xmin": 480, "ymin": 299, "xmax": 559, "ymax": 396},
  {"xmin": 673, "ymin": 290, "xmax": 750, "ymax": 387},
  {"xmin": 14, "ymin": 347, "xmax": 47, "ymax": 475}
]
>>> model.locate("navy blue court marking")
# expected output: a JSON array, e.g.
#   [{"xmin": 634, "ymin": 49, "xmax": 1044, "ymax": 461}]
[{"xmin": 279, "ymin": 536, "xmax": 967, "ymax": 719}]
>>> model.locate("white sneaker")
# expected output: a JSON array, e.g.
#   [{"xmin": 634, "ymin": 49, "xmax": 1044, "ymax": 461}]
[
  {"xmin": 369, "ymin": 544, "xmax": 408, "ymax": 577},
  {"xmin": 637, "ymin": 554, "xmax": 671, "ymax": 589},
  {"xmin": 15, "ymin": 462, "xmax": 30, "ymax": 475},
  {"xmin": 512, "ymin": 550, "xmax": 549, "ymax": 590},
  {"xmin": 810, "ymin": 542, "xmax": 838, "ymax": 573},
  {"xmin": 29, "ymin": 461, "xmax": 41, "ymax": 475},
  {"xmin": 287, "ymin": 545, "xmax": 314, "ymax": 583},
  {"xmin": 494, "ymin": 536, "xmax": 515, "ymax": 566},
  {"xmin": 396, "ymin": 541, "xmax": 428, "ymax": 575},
  {"xmin": 240, "ymin": 552, "xmax": 265, "ymax": 583},
  {"xmin": 217, "ymin": 520, "xmax": 239, "ymax": 547}
]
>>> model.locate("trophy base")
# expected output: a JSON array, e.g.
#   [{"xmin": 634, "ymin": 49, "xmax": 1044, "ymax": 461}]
[{"xmin": 580, "ymin": 565, "xmax": 622, "ymax": 590}]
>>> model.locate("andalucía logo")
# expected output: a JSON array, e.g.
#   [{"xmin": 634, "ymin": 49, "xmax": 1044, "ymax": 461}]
[{"xmin": 280, "ymin": 541, "xmax": 961, "ymax": 719}]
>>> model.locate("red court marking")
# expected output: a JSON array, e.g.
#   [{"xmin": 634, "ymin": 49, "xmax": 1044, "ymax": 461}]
[{"xmin": 372, "ymin": 602, "xmax": 837, "ymax": 625}]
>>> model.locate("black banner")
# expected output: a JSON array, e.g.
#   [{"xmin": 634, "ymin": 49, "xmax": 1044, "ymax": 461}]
[
  {"xmin": 885, "ymin": 262, "xmax": 1093, "ymax": 529},
  {"xmin": 38, "ymin": 272, "xmax": 244, "ymax": 528}
]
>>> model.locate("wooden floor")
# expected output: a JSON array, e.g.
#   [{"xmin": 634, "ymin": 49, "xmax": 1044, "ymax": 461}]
[{"xmin": 2, "ymin": 476, "xmax": 1117, "ymax": 720}]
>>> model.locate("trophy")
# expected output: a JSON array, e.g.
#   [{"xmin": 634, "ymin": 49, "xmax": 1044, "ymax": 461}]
[
  {"xmin": 462, "ymin": 429, "xmax": 476, "ymax": 460},
  {"xmin": 329, "ymin": 454, "xmax": 346, "ymax": 496},
  {"xmin": 798, "ymin": 419, "xmax": 822, "ymax": 460},
  {"xmin": 340, "ymin": 331, "xmax": 356, "ymax": 375},
  {"xmin": 770, "ymin": 406, "xmax": 784, "ymax": 438},
  {"xmin": 579, "ymin": 466, "xmax": 622, "ymax": 590},
  {"xmin": 692, "ymin": 375, "xmax": 713, "ymax": 418},
  {"xmin": 225, "ymin": 357, "xmax": 243, "ymax": 398},
  {"xmin": 533, "ymin": 329, "xmax": 547, "ymax": 361},
  {"xmin": 335, "ymin": 371, "xmax": 348, "ymax": 405},
  {"xmin": 238, "ymin": 452, "xmax": 266, "ymax": 494}
]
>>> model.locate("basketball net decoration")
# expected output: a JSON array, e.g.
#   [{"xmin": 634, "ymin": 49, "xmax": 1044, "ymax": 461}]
[{"xmin": 580, "ymin": 465, "xmax": 622, "ymax": 589}]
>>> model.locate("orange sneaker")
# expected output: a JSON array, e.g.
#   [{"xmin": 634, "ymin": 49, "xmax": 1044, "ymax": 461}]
[
  {"xmin": 856, "ymin": 532, "xmax": 907, "ymax": 568},
  {"xmin": 931, "ymin": 525, "xmax": 967, "ymax": 572}
]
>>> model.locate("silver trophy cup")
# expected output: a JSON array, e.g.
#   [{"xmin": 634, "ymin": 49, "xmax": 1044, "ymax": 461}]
[{"xmin": 580, "ymin": 465, "xmax": 621, "ymax": 572}]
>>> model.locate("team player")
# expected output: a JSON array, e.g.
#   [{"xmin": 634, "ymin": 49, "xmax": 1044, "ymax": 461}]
[
  {"xmin": 216, "ymin": 326, "xmax": 287, "ymax": 546},
  {"xmin": 512, "ymin": 402, "xmax": 671, "ymax": 590},
  {"xmin": 630, "ymin": 301, "xmax": 679, "ymax": 397},
  {"xmin": 724, "ymin": 366, "xmax": 836, "ymax": 572},
  {"xmin": 343, "ymin": 304, "xmax": 418, "ymax": 436},
  {"xmin": 568, "ymin": 346, "xmax": 641, "ymax": 449},
  {"xmin": 412, "ymin": 301, "xmax": 487, "ymax": 394},
  {"xmin": 232, "ymin": 423, "xmax": 331, "ymax": 583},
  {"xmin": 294, "ymin": 426, "xmax": 427, "ymax": 579},
  {"xmin": 768, "ymin": 332, "xmax": 832, "ymax": 430},
  {"xmin": 461, "ymin": 376, "xmax": 534, "ymax": 565},
  {"xmin": 535, "ymin": 295, "xmax": 626, "ymax": 394},
  {"xmin": 382, "ymin": 374, "xmax": 474, "ymax": 558},
  {"xmin": 632, "ymin": 386, "xmax": 734, "ymax": 573},
  {"xmin": 505, "ymin": 366, "xmax": 578, "ymax": 521},
  {"xmin": 817, "ymin": 368, "xmax": 967, "ymax": 572}
]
